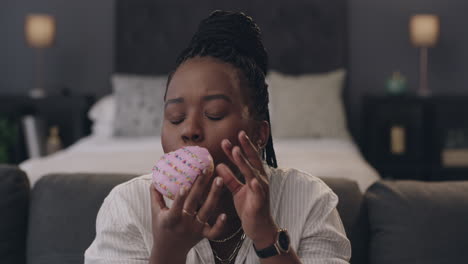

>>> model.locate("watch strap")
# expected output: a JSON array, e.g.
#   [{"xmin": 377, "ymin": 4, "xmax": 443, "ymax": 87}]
[
  {"xmin": 253, "ymin": 228, "xmax": 290, "ymax": 259},
  {"xmin": 253, "ymin": 242, "xmax": 280, "ymax": 258}
]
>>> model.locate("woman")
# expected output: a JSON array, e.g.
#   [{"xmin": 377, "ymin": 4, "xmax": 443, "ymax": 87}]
[{"xmin": 85, "ymin": 11, "xmax": 351, "ymax": 264}]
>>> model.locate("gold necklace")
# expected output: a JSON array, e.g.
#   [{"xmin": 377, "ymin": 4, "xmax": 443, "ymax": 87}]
[
  {"xmin": 209, "ymin": 226, "xmax": 243, "ymax": 243},
  {"xmin": 212, "ymin": 233, "xmax": 246, "ymax": 264}
]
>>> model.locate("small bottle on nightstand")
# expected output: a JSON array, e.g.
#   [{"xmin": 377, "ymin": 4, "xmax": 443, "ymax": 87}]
[{"xmin": 46, "ymin": 126, "xmax": 63, "ymax": 155}]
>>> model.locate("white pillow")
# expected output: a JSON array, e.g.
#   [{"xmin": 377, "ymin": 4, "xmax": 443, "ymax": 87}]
[
  {"xmin": 88, "ymin": 95, "xmax": 116, "ymax": 123},
  {"xmin": 267, "ymin": 69, "xmax": 350, "ymax": 139},
  {"xmin": 88, "ymin": 95, "xmax": 116, "ymax": 138},
  {"xmin": 112, "ymin": 74, "xmax": 167, "ymax": 137}
]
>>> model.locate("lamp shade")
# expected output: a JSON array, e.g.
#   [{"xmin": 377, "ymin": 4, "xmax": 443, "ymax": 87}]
[
  {"xmin": 25, "ymin": 14, "xmax": 56, "ymax": 48},
  {"xmin": 409, "ymin": 14, "xmax": 440, "ymax": 47}
]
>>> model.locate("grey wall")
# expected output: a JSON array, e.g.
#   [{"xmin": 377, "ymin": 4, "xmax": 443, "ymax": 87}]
[
  {"xmin": 348, "ymin": 0, "xmax": 468, "ymax": 138},
  {"xmin": 0, "ymin": 0, "xmax": 114, "ymax": 96},
  {"xmin": 1, "ymin": 0, "xmax": 468, "ymax": 137}
]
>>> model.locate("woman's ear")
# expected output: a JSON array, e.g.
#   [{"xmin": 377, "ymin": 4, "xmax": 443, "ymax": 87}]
[{"xmin": 255, "ymin": 120, "xmax": 270, "ymax": 150}]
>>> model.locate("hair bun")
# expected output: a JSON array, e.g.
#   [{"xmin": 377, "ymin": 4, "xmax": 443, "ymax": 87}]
[{"xmin": 190, "ymin": 10, "xmax": 268, "ymax": 74}]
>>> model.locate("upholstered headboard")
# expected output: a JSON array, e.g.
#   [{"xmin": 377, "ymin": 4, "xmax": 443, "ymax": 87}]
[{"xmin": 115, "ymin": 0, "xmax": 348, "ymax": 75}]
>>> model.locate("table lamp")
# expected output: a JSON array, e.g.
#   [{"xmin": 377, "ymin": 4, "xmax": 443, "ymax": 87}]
[
  {"xmin": 409, "ymin": 14, "xmax": 440, "ymax": 96},
  {"xmin": 25, "ymin": 14, "xmax": 56, "ymax": 98}
]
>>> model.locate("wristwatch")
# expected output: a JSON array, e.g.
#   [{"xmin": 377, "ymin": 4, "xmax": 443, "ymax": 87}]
[{"xmin": 253, "ymin": 228, "xmax": 290, "ymax": 258}]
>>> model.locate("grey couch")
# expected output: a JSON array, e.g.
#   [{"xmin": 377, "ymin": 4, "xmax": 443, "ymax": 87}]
[{"xmin": 1, "ymin": 165, "xmax": 468, "ymax": 264}]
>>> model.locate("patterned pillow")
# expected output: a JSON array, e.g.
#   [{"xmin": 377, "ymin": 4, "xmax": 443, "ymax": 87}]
[
  {"xmin": 266, "ymin": 69, "xmax": 350, "ymax": 139},
  {"xmin": 112, "ymin": 74, "xmax": 167, "ymax": 137}
]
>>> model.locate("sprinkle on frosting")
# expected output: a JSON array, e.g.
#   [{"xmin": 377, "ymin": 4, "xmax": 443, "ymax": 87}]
[{"xmin": 181, "ymin": 147, "xmax": 206, "ymax": 167}]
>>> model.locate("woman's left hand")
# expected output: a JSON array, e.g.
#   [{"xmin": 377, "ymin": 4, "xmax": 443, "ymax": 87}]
[{"xmin": 216, "ymin": 130, "xmax": 278, "ymax": 249}]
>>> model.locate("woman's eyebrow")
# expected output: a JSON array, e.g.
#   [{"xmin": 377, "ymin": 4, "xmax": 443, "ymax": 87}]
[
  {"xmin": 165, "ymin": 97, "xmax": 184, "ymax": 108},
  {"xmin": 203, "ymin": 94, "xmax": 232, "ymax": 103}
]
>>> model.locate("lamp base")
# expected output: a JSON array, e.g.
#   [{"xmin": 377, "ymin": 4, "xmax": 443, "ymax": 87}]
[
  {"xmin": 29, "ymin": 88, "xmax": 46, "ymax": 98},
  {"xmin": 417, "ymin": 47, "xmax": 431, "ymax": 97},
  {"xmin": 417, "ymin": 88, "xmax": 431, "ymax": 97}
]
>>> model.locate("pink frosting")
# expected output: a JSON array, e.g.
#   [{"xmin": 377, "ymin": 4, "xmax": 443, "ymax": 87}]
[{"xmin": 152, "ymin": 146, "xmax": 213, "ymax": 199}]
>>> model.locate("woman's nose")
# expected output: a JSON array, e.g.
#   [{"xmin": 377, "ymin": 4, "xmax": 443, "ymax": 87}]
[{"xmin": 181, "ymin": 116, "xmax": 204, "ymax": 143}]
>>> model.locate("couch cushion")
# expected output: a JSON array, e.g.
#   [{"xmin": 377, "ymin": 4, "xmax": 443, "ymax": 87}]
[
  {"xmin": 366, "ymin": 180, "xmax": 468, "ymax": 264},
  {"xmin": 27, "ymin": 173, "xmax": 138, "ymax": 264},
  {"xmin": 321, "ymin": 177, "xmax": 368, "ymax": 264},
  {"xmin": 0, "ymin": 165, "xmax": 29, "ymax": 264}
]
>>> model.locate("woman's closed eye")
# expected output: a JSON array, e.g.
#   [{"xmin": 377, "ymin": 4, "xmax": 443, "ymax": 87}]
[
  {"xmin": 168, "ymin": 114, "xmax": 185, "ymax": 125},
  {"xmin": 205, "ymin": 112, "xmax": 225, "ymax": 121}
]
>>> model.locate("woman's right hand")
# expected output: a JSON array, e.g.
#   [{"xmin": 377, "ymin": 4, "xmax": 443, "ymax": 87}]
[{"xmin": 148, "ymin": 170, "xmax": 226, "ymax": 264}]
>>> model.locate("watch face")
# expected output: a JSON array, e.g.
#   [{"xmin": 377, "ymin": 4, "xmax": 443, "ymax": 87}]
[{"xmin": 278, "ymin": 230, "xmax": 290, "ymax": 251}]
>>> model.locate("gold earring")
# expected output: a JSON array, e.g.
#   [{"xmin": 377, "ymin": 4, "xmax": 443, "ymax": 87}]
[{"xmin": 257, "ymin": 140, "xmax": 263, "ymax": 149}]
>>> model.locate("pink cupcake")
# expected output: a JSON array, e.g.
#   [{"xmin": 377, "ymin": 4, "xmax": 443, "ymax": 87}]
[{"xmin": 152, "ymin": 146, "xmax": 214, "ymax": 199}]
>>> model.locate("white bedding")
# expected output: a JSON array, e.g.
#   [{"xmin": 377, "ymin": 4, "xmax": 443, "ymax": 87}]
[{"xmin": 20, "ymin": 136, "xmax": 379, "ymax": 192}]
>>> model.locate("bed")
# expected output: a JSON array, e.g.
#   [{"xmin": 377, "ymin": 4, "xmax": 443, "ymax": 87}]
[
  {"xmin": 20, "ymin": 135, "xmax": 378, "ymax": 191},
  {"xmin": 19, "ymin": 0, "xmax": 380, "ymax": 192}
]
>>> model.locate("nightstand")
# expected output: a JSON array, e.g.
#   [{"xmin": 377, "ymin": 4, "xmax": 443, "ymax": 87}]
[
  {"xmin": 362, "ymin": 95, "xmax": 468, "ymax": 181},
  {"xmin": 0, "ymin": 95, "xmax": 94, "ymax": 164}
]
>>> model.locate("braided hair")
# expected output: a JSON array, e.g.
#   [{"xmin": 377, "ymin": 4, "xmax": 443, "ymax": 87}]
[{"xmin": 167, "ymin": 10, "xmax": 277, "ymax": 168}]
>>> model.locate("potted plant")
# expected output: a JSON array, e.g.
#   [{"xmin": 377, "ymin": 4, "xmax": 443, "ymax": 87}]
[{"xmin": 0, "ymin": 117, "xmax": 18, "ymax": 163}]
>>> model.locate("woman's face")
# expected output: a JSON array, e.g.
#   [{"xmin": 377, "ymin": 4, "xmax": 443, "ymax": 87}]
[{"xmin": 161, "ymin": 56, "xmax": 261, "ymax": 167}]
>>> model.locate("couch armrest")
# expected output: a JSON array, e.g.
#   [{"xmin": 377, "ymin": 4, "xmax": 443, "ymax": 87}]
[
  {"xmin": 366, "ymin": 180, "xmax": 468, "ymax": 264},
  {"xmin": 0, "ymin": 165, "xmax": 29, "ymax": 264}
]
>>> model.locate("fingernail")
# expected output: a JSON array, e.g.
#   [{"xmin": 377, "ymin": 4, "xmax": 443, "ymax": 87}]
[
  {"xmin": 216, "ymin": 177, "xmax": 223, "ymax": 187},
  {"xmin": 225, "ymin": 139, "xmax": 232, "ymax": 148},
  {"xmin": 179, "ymin": 186, "xmax": 186, "ymax": 196},
  {"xmin": 241, "ymin": 130, "xmax": 249, "ymax": 140},
  {"xmin": 202, "ymin": 169, "xmax": 207, "ymax": 175},
  {"xmin": 221, "ymin": 213, "xmax": 227, "ymax": 221},
  {"xmin": 234, "ymin": 147, "xmax": 242, "ymax": 157}
]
